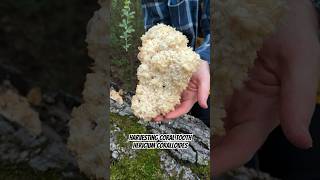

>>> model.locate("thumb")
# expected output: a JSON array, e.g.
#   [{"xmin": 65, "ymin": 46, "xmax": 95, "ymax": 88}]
[
  {"xmin": 197, "ymin": 76, "xmax": 210, "ymax": 109},
  {"xmin": 280, "ymin": 54, "xmax": 319, "ymax": 149}
]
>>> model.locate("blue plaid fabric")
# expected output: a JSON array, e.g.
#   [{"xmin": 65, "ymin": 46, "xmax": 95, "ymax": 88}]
[{"xmin": 141, "ymin": 0, "xmax": 211, "ymax": 63}]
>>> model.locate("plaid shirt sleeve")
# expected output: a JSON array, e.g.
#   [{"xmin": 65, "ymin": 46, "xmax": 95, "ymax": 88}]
[
  {"xmin": 142, "ymin": 0, "xmax": 211, "ymax": 63},
  {"xmin": 195, "ymin": 34, "xmax": 210, "ymax": 63},
  {"xmin": 195, "ymin": 0, "xmax": 210, "ymax": 63}
]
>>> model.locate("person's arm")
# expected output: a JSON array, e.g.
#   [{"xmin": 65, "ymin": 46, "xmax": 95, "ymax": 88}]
[
  {"xmin": 153, "ymin": 0, "xmax": 211, "ymax": 121},
  {"xmin": 141, "ymin": 0, "xmax": 170, "ymax": 30}
]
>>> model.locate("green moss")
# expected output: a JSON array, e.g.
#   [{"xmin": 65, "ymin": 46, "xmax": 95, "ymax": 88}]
[
  {"xmin": 116, "ymin": 133, "xmax": 127, "ymax": 148},
  {"xmin": 110, "ymin": 113, "xmax": 210, "ymax": 179},
  {"xmin": 111, "ymin": 113, "xmax": 164, "ymax": 179},
  {"xmin": 178, "ymin": 168, "xmax": 185, "ymax": 179},
  {"xmin": 110, "ymin": 113, "xmax": 146, "ymax": 135},
  {"xmin": 173, "ymin": 154, "xmax": 210, "ymax": 179},
  {"xmin": 190, "ymin": 164, "xmax": 210, "ymax": 180},
  {"xmin": 110, "ymin": 112, "xmax": 147, "ymax": 148},
  {"xmin": 111, "ymin": 149, "xmax": 164, "ymax": 180}
]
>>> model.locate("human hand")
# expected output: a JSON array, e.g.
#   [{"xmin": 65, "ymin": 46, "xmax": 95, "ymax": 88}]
[
  {"xmin": 213, "ymin": 0, "xmax": 320, "ymax": 176},
  {"xmin": 153, "ymin": 60, "xmax": 210, "ymax": 122}
]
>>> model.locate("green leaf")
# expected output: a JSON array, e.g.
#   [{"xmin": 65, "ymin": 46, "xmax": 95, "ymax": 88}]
[
  {"xmin": 128, "ymin": 29, "xmax": 135, "ymax": 33},
  {"xmin": 129, "ymin": 11, "xmax": 135, "ymax": 16},
  {"xmin": 123, "ymin": 45, "xmax": 129, "ymax": 51},
  {"xmin": 122, "ymin": 19, "xmax": 127, "ymax": 24}
]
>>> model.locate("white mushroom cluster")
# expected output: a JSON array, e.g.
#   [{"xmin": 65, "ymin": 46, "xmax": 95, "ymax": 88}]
[
  {"xmin": 132, "ymin": 24, "xmax": 201, "ymax": 120},
  {"xmin": 0, "ymin": 86, "xmax": 41, "ymax": 136},
  {"xmin": 67, "ymin": 0, "xmax": 109, "ymax": 178}
]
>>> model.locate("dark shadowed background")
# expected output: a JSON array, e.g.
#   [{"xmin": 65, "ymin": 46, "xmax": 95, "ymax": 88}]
[{"xmin": 0, "ymin": 0, "xmax": 99, "ymax": 96}]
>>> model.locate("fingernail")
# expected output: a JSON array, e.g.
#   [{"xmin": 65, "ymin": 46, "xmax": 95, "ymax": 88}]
[
  {"xmin": 302, "ymin": 127, "xmax": 313, "ymax": 149},
  {"xmin": 202, "ymin": 104, "xmax": 208, "ymax": 109}
]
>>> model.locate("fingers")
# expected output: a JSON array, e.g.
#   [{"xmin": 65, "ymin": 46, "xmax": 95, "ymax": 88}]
[
  {"xmin": 213, "ymin": 119, "xmax": 274, "ymax": 176},
  {"xmin": 196, "ymin": 60, "xmax": 210, "ymax": 109},
  {"xmin": 152, "ymin": 98, "xmax": 196, "ymax": 122},
  {"xmin": 153, "ymin": 115, "xmax": 165, "ymax": 122},
  {"xmin": 280, "ymin": 54, "xmax": 319, "ymax": 149},
  {"xmin": 274, "ymin": 0, "xmax": 320, "ymax": 149},
  {"xmin": 153, "ymin": 60, "xmax": 210, "ymax": 121},
  {"xmin": 165, "ymin": 99, "xmax": 196, "ymax": 119},
  {"xmin": 153, "ymin": 99, "xmax": 195, "ymax": 122},
  {"xmin": 198, "ymin": 74, "xmax": 210, "ymax": 109},
  {"xmin": 278, "ymin": 7, "xmax": 320, "ymax": 149},
  {"xmin": 214, "ymin": 74, "xmax": 279, "ymax": 176}
]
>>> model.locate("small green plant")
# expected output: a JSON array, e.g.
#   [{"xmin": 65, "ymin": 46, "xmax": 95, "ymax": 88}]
[{"xmin": 119, "ymin": 0, "xmax": 135, "ymax": 52}]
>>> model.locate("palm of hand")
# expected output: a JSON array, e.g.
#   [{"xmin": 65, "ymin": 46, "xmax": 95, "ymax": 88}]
[
  {"xmin": 154, "ymin": 60, "xmax": 210, "ymax": 122},
  {"xmin": 213, "ymin": 0, "xmax": 320, "ymax": 176}
]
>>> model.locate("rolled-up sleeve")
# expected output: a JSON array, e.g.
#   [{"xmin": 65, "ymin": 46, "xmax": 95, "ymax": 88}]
[{"xmin": 195, "ymin": 34, "xmax": 210, "ymax": 63}]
